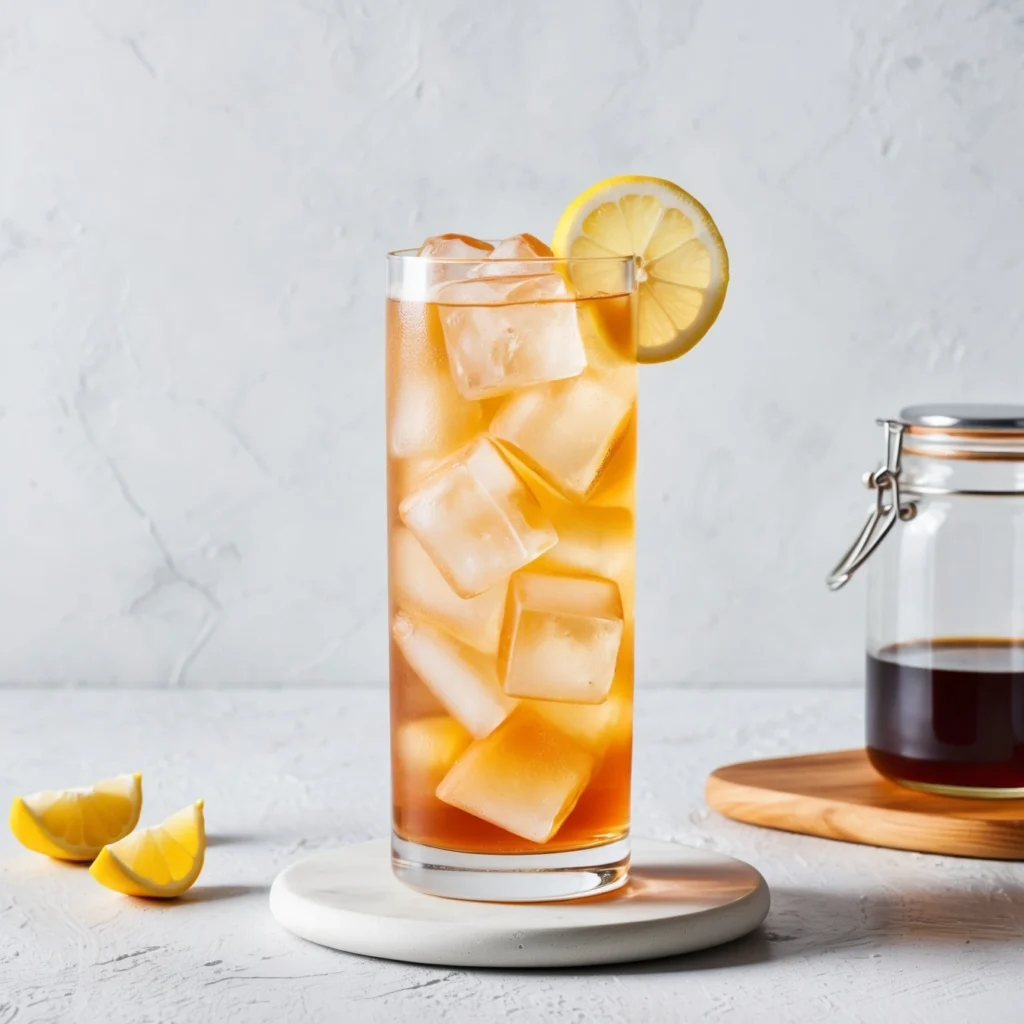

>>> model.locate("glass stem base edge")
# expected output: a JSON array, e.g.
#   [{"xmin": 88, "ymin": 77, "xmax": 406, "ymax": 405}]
[{"xmin": 392, "ymin": 834, "xmax": 630, "ymax": 903}]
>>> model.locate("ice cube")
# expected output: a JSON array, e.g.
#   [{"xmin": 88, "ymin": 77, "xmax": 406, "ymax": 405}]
[
  {"xmin": 436, "ymin": 706, "xmax": 593, "ymax": 843},
  {"xmin": 435, "ymin": 275, "xmax": 587, "ymax": 400},
  {"xmin": 471, "ymin": 234, "xmax": 555, "ymax": 278},
  {"xmin": 410, "ymin": 236, "xmax": 496, "ymax": 296},
  {"xmin": 529, "ymin": 692, "xmax": 630, "ymax": 754},
  {"xmin": 490, "ymin": 372, "xmax": 634, "ymax": 500},
  {"xmin": 387, "ymin": 301, "xmax": 482, "ymax": 458},
  {"xmin": 394, "ymin": 715, "xmax": 472, "ymax": 788},
  {"xmin": 418, "ymin": 234, "xmax": 494, "ymax": 259},
  {"xmin": 499, "ymin": 572, "xmax": 624, "ymax": 704},
  {"xmin": 504, "ymin": 275, "xmax": 571, "ymax": 301},
  {"xmin": 489, "ymin": 233, "xmax": 554, "ymax": 260},
  {"xmin": 433, "ymin": 273, "xmax": 573, "ymax": 308},
  {"xmin": 392, "ymin": 612, "xmax": 515, "ymax": 738},
  {"xmin": 399, "ymin": 437, "xmax": 557, "ymax": 598},
  {"xmin": 432, "ymin": 275, "xmax": 525, "ymax": 306},
  {"xmin": 392, "ymin": 527, "xmax": 506, "ymax": 654}
]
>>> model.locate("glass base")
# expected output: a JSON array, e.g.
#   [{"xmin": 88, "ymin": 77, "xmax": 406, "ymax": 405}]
[
  {"xmin": 893, "ymin": 778, "xmax": 1024, "ymax": 800},
  {"xmin": 392, "ymin": 834, "xmax": 630, "ymax": 902}
]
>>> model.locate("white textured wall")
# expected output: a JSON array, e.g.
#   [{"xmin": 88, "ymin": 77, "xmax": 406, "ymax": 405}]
[{"xmin": 2, "ymin": 0, "xmax": 1022, "ymax": 686}]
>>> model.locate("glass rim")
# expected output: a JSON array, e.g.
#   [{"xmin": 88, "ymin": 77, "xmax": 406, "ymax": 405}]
[{"xmin": 387, "ymin": 246, "xmax": 634, "ymax": 266}]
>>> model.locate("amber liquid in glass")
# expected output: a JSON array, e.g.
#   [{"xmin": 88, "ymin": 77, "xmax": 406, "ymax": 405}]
[
  {"xmin": 866, "ymin": 638, "xmax": 1024, "ymax": 791},
  {"xmin": 387, "ymin": 290, "xmax": 636, "ymax": 854}
]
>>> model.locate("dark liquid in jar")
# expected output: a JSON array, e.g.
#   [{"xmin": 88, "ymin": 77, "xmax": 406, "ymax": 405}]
[{"xmin": 867, "ymin": 638, "xmax": 1024, "ymax": 792}]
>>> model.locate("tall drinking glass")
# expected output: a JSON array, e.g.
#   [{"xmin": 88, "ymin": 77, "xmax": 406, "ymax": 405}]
[{"xmin": 386, "ymin": 250, "xmax": 637, "ymax": 901}]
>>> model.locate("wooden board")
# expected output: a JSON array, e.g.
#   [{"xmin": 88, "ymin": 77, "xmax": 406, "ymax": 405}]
[{"xmin": 706, "ymin": 749, "xmax": 1024, "ymax": 860}]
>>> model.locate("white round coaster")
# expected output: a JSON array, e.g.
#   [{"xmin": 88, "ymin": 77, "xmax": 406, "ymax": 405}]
[{"xmin": 269, "ymin": 839, "xmax": 770, "ymax": 968}]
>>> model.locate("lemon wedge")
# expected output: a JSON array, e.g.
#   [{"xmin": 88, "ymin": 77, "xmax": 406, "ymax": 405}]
[
  {"xmin": 553, "ymin": 175, "xmax": 729, "ymax": 363},
  {"xmin": 9, "ymin": 773, "xmax": 142, "ymax": 861},
  {"xmin": 89, "ymin": 800, "xmax": 206, "ymax": 898}
]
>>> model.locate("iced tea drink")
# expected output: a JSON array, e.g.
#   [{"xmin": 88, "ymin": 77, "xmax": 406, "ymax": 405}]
[{"xmin": 386, "ymin": 236, "xmax": 636, "ymax": 901}]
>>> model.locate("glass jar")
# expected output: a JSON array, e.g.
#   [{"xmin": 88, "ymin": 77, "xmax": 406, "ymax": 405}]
[{"xmin": 828, "ymin": 404, "xmax": 1024, "ymax": 798}]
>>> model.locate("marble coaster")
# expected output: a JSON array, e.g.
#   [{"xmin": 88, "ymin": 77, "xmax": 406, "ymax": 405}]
[{"xmin": 269, "ymin": 839, "xmax": 770, "ymax": 968}]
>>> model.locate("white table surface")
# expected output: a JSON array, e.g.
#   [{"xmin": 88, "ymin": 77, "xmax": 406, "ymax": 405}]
[{"xmin": 2, "ymin": 687, "xmax": 1022, "ymax": 1024}]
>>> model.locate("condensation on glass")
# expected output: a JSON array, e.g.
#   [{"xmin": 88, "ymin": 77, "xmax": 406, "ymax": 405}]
[
  {"xmin": 828, "ymin": 404, "xmax": 1024, "ymax": 798},
  {"xmin": 386, "ymin": 249, "xmax": 637, "ymax": 900}
]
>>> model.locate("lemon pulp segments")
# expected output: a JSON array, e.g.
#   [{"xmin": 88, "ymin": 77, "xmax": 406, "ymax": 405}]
[
  {"xmin": 9, "ymin": 773, "xmax": 143, "ymax": 861},
  {"xmin": 552, "ymin": 175, "xmax": 728, "ymax": 363},
  {"xmin": 89, "ymin": 800, "xmax": 206, "ymax": 898}
]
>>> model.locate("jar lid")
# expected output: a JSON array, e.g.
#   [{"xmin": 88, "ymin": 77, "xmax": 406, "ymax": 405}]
[{"xmin": 901, "ymin": 403, "xmax": 1024, "ymax": 432}]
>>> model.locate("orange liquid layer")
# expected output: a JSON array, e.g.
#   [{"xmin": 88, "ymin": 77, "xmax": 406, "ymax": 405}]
[{"xmin": 387, "ymin": 291, "xmax": 636, "ymax": 855}]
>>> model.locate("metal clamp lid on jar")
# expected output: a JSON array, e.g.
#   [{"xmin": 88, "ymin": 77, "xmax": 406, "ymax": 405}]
[{"xmin": 826, "ymin": 404, "xmax": 1024, "ymax": 591}]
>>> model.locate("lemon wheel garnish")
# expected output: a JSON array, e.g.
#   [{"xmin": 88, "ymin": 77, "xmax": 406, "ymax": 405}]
[
  {"xmin": 9, "ymin": 773, "xmax": 143, "ymax": 861},
  {"xmin": 89, "ymin": 800, "xmax": 206, "ymax": 898},
  {"xmin": 553, "ymin": 175, "xmax": 729, "ymax": 363}
]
